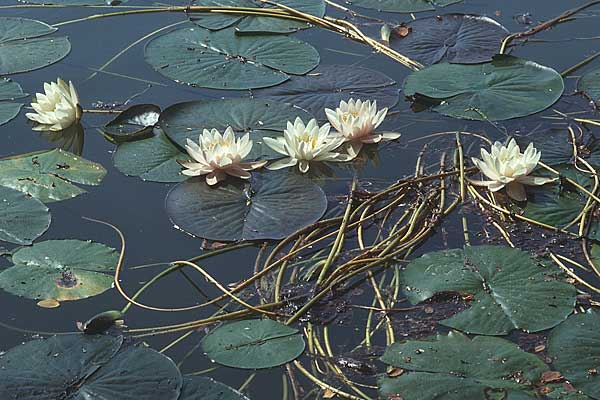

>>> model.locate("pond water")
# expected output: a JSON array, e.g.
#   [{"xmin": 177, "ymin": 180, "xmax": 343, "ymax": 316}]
[{"xmin": 1, "ymin": 0, "xmax": 600, "ymax": 399}]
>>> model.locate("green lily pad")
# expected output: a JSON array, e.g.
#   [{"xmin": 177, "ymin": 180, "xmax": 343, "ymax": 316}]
[
  {"xmin": 0, "ymin": 148, "xmax": 106, "ymax": 203},
  {"xmin": 189, "ymin": 0, "xmax": 325, "ymax": 34},
  {"xmin": 579, "ymin": 67, "xmax": 600, "ymax": 106},
  {"xmin": 166, "ymin": 171, "xmax": 327, "ymax": 241},
  {"xmin": 0, "ymin": 186, "xmax": 50, "ymax": 245},
  {"xmin": 0, "ymin": 77, "xmax": 27, "ymax": 126},
  {"xmin": 348, "ymin": 0, "xmax": 462, "ymax": 13},
  {"xmin": 0, "ymin": 239, "xmax": 118, "ymax": 303},
  {"xmin": 180, "ymin": 377, "xmax": 251, "ymax": 400},
  {"xmin": 160, "ymin": 98, "xmax": 312, "ymax": 160},
  {"xmin": 401, "ymin": 245, "xmax": 576, "ymax": 335},
  {"xmin": 548, "ymin": 311, "xmax": 600, "ymax": 399},
  {"xmin": 379, "ymin": 331, "xmax": 548, "ymax": 399},
  {"xmin": 114, "ymin": 129, "xmax": 187, "ymax": 183},
  {"xmin": 403, "ymin": 55, "xmax": 564, "ymax": 121},
  {"xmin": 201, "ymin": 319, "xmax": 305, "ymax": 369},
  {"xmin": 0, "ymin": 334, "xmax": 182, "ymax": 400},
  {"xmin": 103, "ymin": 104, "xmax": 160, "ymax": 143},
  {"xmin": 145, "ymin": 27, "xmax": 319, "ymax": 90},
  {"xmin": 0, "ymin": 17, "xmax": 71, "ymax": 75}
]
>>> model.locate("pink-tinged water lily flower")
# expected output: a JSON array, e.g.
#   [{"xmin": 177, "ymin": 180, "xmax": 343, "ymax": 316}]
[
  {"xmin": 325, "ymin": 98, "xmax": 400, "ymax": 158},
  {"xmin": 181, "ymin": 127, "xmax": 266, "ymax": 186},
  {"xmin": 26, "ymin": 78, "xmax": 82, "ymax": 131},
  {"xmin": 263, "ymin": 117, "xmax": 347, "ymax": 173},
  {"xmin": 471, "ymin": 138, "xmax": 556, "ymax": 201}
]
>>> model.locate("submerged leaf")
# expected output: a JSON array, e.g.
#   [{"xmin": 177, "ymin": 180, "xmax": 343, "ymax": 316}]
[
  {"xmin": 579, "ymin": 66, "xmax": 600, "ymax": 106},
  {"xmin": 348, "ymin": 0, "xmax": 462, "ymax": 13},
  {"xmin": 0, "ymin": 78, "xmax": 27, "ymax": 126},
  {"xmin": 0, "ymin": 186, "xmax": 50, "ymax": 245},
  {"xmin": 179, "ymin": 377, "xmax": 251, "ymax": 400}
]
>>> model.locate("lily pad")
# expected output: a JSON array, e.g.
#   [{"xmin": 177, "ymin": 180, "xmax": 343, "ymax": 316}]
[
  {"xmin": 548, "ymin": 311, "xmax": 600, "ymax": 399},
  {"xmin": 114, "ymin": 129, "xmax": 187, "ymax": 183},
  {"xmin": 579, "ymin": 67, "xmax": 600, "ymax": 106},
  {"xmin": 0, "ymin": 148, "xmax": 106, "ymax": 203},
  {"xmin": 379, "ymin": 331, "xmax": 548, "ymax": 399},
  {"xmin": 103, "ymin": 104, "xmax": 161, "ymax": 143},
  {"xmin": 389, "ymin": 14, "xmax": 509, "ymax": 65},
  {"xmin": 403, "ymin": 55, "xmax": 564, "ymax": 121},
  {"xmin": 0, "ymin": 17, "xmax": 71, "ymax": 75},
  {"xmin": 145, "ymin": 27, "xmax": 319, "ymax": 90},
  {"xmin": 252, "ymin": 65, "xmax": 398, "ymax": 120},
  {"xmin": 180, "ymin": 377, "xmax": 251, "ymax": 400},
  {"xmin": 401, "ymin": 245, "xmax": 576, "ymax": 335},
  {"xmin": 159, "ymin": 98, "xmax": 312, "ymax": 160},
  {"xmin": 201, "ymin": 319, "xmax": 305, "ymax": 369},
  {"xmin": 0, "ymin": 77, "xmax": 27, "ymax": 126},
  {"xmin": 189, "ymin": 0, "xmax": 325, "ymax": 34},
  {"xmin": 0, "ymin": 239, "xmax": 118, "ymax": 303},
  {"xmin": 0, "ymin": 334, "xmax": 182, "ymax": 400},
  {"xmin": 348, "ymin": 0, "xmax": 462, "ymax": 13},
  {"xmin": 166, "ymin": 171, "xmax": 327, "ymax": 241},
  {"xmin": 23, "ymin": 0, "xmax": 127, "ymax": 3},
  {"xmin": 0, "ymin": 186, "xmax": 50, "ymax": 245}
]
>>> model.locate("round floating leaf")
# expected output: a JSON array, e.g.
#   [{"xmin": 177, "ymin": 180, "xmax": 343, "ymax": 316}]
[
  {"xmin": 190, "ymin": 0, "xmax": 325, "ymax": 34},
  {"xmin": 0, "ymin": 186, "xmax": 50, "ymax": 245},
  {"xmin": 379, "ymin": 331, "xmax": 548, "ymax": 399},
  {"xmin": 114, "ymin": 129, "xmax": 187, "ymax": 183},
  {"xmin": 166, "ymin": 171, "xmax": 327, "ymax": 241},
  {"xmin": 103, "ymin": 104, "xmax": 160, "ymax": 143},
  {"xmin": 403, "ymin": 55, "xmax": 564, "ymax": 121},
  {"xmin": 0, "ymin": 334, "xmax": 182, "ymax": 400},
  {"xmin": 548, "ymin": 311, "xmax": 600, "ymax": 399},
  {"xmin": 0, "ymin": 148, "xmax": 106, "ymax": 203},
  {"xmin": 145, "ymin": 27, "xmax": 319, "ymax": 90},
  {"xmin": 348, "ymin": 0, "xmax": 461, "ymax": 13},
  {"xmin": 202, "ymin": 319, "xmax": 305, "ymax": 369},
  {"xmin": 0, "ymin": 17, "xmax": 71, "ymax": 75},
  {"xmin": 160, "ymin": 98, "xmax": 312, "ymax": 160},
  {"xmin": 252, "ymin": 65, "xmax": 398, "ymax": 120},
  {"xmin": 180, "ymin": 377, "xmax": 251, "ymax": 400},
  {"xmin": 21, "ymin": 0, "xmax": 127, "ymax": 3},
  {"xmin": 0, "ymin": 77, "xmax": 27, "ymax": 126},
  {"xmin": 579, "ymin": 67, "xmax": 600, "ymax": 106},
  {"xmin": 0, "ymin": 239, "xmax": 118, "ymax": 303},
  {"xmin": 401, "ymin": 245, "xmax": 576, "ymax": 335},
  {"xmin": 389, "ymin": 14, "xmax": 509, "ymax": 65}
]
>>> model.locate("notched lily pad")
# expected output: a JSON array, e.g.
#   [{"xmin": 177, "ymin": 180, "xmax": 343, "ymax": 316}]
[
  {"xmin": 102, "ymin": 104, "xmax": 161, "ymax": 143},
  {"xmin": 579, "ymin": 67, "xmax": 600, "ymax": 107},
  {"xmin": 0, "ymin": 185, "xmax": 50, "ymax": 245},
  {"xmin": 201, "ymin": 319, "xmax": 305, "ymax": 369},
  {"xmin": 0, "ymin": 77, "xmax": 27, "ymax": 126}
]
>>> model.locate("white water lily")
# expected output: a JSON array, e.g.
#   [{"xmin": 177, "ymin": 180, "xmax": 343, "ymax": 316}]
[
  {"xmin": 471, "ymin": 138, "xmax": 556, "ymax": 201},
  {"xmin": 26, "ymin": 78, "xmax": 82, "ymax": 132},
  {"xmin": 181, "ymin": 127, "xmax": 266, "ymax": 186},
  {"xmin": 325, "ymin": 98, "xmax": 400, "ymax": 157},
  {"xmin": 263, "ymin": 117, "xmax": 347, "ymax": 173}
]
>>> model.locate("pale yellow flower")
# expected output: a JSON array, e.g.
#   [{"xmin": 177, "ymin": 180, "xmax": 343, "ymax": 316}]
[{"xmin": 26, "ymin": 78, "xmax": 82, "ymax": 131}]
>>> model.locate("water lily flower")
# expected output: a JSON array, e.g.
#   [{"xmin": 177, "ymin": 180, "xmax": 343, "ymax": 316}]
[
  {"xmin": 471, "ymin": 138, "xmax": 556, "ymax": 201},
  {"xmin": 263, "ymin": 117, "xmax": 347, "ymax": 173},
  {"xmin": 325, "ymin": 98, "xmax": 400, "ymax": 158},
  {"xmin": 26, "ymin": 78, "xmax": 82, "ymax": 132},
  {"xmin": 181, "ymin": 127, "xmax": 266, "ymax": 186}
]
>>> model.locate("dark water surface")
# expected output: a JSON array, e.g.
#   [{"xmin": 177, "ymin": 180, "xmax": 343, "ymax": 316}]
[{"xmin": 1, "ymin": 0, "xmax": 599, "ymax": 398}]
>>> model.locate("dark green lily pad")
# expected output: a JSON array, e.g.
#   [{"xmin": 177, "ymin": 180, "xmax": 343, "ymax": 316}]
[
  {"xmin": 389, "ymin": 14, "xmax": 509, "ymax": 65},
  {"xmin": 379, "ymin": 331, "xmax": 548, "ymax": 399},
  {"xmin": 348, "ymin": 0, "xmax": 462, "ymax": 13},
  {"xmin": 0, "ymin": 334, "xmax": 182, "ymax": 400},
  {"xmin": 401, "ymin": 245, "xmax": 576, "ymax": 335},
  {"xmin": 160, "ymin": 98, "xmax": 312, "ymax": 160},
  {"xmin": 579, "ymin": 67, "xmax": 600, "ymax": 106},
  {"xmin": 0, "ymin": 148, "xmax": 106, "ymax": 203},
  {"xmin": 0, "ymin": 186, "xmax": 50, "ymax": 245},
  {"xmin": 180, "ymin": 377, "xmax": 250, "ymax": 400},
  {"xmin": 252, "ymin": 65, "xmax": 398, "ymax": 120},
  {"xmin": 0, "ymin": 77, "xmax": 27, "ymax": 126},
  {"xmin": 0, "ymin": 17, "xmax": 71, "ymax": 75},
  {"xmin": 189, "ymin": 0, "xmax": 325, "ymax": 34},
  {"xmin": 103, "ymin": 104, "xmax": 161, "ymax": 143},
  {"xmin": 202, "ymin": 319, "xmax": 305, "ymax": 369},
  {"xmin": 166, "ymin": 171, "xmax": 327, "ymax": 241},
  {"xmin": 21, "ymin": 0, "xmax": 127, "ymax": 3},
  {"xmin": 114, "ymin": 129, "xmax": 187, "ymax": 183},
  {"xmin": 403, "ymin": 55, "xmax": 564, "ymax": 121},
  {"xmin": 145, "ymin": 27, "xmax": 319, "ymax": 90},
  {"xmin": 548, "ymin": 311, "xmax": 600, "ymax": 399},
  {"xmin": 0, "ymin": 239, "xmax": 118, "ymax": 303}
]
